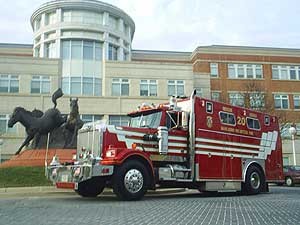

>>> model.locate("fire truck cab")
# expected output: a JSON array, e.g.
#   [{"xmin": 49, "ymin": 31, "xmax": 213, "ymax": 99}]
[{"xmin": 47, "ymin": 90, "xmax": 283, "ymax": 200}]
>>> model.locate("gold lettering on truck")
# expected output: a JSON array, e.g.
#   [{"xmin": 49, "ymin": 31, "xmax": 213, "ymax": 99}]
[{"xmin": 222, "ymin": 107, "xmax": 232, "ymax": 112}]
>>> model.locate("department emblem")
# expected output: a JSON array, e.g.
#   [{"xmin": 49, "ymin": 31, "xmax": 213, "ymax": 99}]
[{"xmin": 207, "ymin": 116, "xmax": 213, "ymax": 128}]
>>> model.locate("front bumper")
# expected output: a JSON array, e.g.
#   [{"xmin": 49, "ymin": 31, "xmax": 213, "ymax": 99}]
[{"xmin": 47, "ymin": 162, "xmax": 114, "ymax": 189}]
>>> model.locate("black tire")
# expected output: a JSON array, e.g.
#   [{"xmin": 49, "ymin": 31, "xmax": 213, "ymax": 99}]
[
  {"xmin": 285, "ymin": 177, "xmax": 294, "ymax": 187},
  {"xmin": 76, "ymin": 178, "xmax": 105, "ymax": 197},
  {"xmin": 113, "ymin": 160, "xmax": 149, "ymax": 201},
  {"xmin": 242, "ymin": 165, "xmax": 265, "ymax": 195}
]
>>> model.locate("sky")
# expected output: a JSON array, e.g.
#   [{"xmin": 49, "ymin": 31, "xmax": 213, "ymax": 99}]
[{"xmin": 0, "ymin": 0, "xmax": 300, "ymax": 51}]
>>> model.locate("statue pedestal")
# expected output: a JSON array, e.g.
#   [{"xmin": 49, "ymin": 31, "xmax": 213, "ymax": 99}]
[{"xmin": 0, "ymin": 149, "xmax": 76, "ymax": 168}]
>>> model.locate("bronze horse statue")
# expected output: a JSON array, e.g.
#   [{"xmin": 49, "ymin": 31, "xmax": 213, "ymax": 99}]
[
  {"xmin": 8, "ymin": 107, "xmax": 66, "ymax": 154},
  {"xmin": 8, "ymin": 88, "xmax": 66, "ymax": 155},
  {"xmin": 63, "ymin": 98, "xmax": 84, "ymax": 148}
]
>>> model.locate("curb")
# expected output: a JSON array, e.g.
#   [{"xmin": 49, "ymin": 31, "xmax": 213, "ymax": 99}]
[{"xmin": 0, "ymin": 186, "xmax": 187, "ymax": 196}]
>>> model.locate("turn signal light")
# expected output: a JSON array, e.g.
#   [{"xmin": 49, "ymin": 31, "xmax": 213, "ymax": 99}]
[
  {"xmin": 106, "ymin": 149, "xmax": 116, "ymax": 157},
  {"xmin": 132, "ymin": 143, "xmax": 137, "ymax": 150}
]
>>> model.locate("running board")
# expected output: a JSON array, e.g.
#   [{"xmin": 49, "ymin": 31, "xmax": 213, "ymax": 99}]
[{"xmin": 199, "ymin": 181, "xmax": 241, "ymax": 192}]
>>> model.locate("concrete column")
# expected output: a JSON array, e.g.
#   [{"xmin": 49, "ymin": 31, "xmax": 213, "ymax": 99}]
[{"xmin": 118, "ymin": 39, "xmax": 124, "ymax": 61}]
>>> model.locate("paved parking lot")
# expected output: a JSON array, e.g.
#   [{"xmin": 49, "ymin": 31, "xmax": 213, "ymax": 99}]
[{"xmin": 0, "ymin": 186, "xmax": 299, "ymax": 225}]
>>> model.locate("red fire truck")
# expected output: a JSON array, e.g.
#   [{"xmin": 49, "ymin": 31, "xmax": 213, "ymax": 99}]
[{"xmin": 47, "ymin": 90, "xmax": 284, "ymax": 200}]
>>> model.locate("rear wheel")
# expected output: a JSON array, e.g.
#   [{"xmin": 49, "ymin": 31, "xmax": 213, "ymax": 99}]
[
  {"xmin": 76, "ymin": 178, "xmax": 105, "ymax": 197},
  {"xmin": 285, "ymin": 177, "xmax": 294, "ymax": 187},
  {"xmin": 242, "ymin": 165, "xmax": 265, "ymax": 195},
  {"xmin": 113, "ymin": 160, "xmax": 149, "ymax": 201}
]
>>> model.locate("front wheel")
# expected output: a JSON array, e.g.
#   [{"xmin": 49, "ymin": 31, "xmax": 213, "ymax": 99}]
[
  {"xmin": 242, "ymin": 165, "xmax": 265, "ymax": 195},
  {"xmin": 76, "ymin": 178, "xmax": 105, "ymax": 197},
  {"xmin": 285, "ymin": 177, "xmax": 294, "ymax": 187},
  {"xmin": 113, "ymin": 160, "xmax": 149, "ymax": 201}
]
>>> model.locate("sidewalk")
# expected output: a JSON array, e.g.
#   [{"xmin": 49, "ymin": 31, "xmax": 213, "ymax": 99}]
[{"xmin": 0, "ymin": 186, "xmax": 186, "ymax": 196}]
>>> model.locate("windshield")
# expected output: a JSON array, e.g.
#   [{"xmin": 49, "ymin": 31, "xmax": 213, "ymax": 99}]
[
  {"xmin": 294, "ymin": 166, "xmax": 300, "ymax": 171},
  {"xmin": 129, "ymin": 111, "xmax": 162, "ymax": 128}
]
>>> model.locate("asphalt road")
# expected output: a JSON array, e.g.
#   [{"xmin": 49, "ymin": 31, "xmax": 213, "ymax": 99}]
[{"xmin": 0, "ymin": 186, "xmax": 299, "ymax": 225}]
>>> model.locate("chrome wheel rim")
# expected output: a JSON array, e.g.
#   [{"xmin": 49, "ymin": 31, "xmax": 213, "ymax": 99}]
[
  {"xmin": 124, "ymin": 169, "xmax": 144, "ymax": 193},
  {"xmin": 286, "ymin": 178, "xmax": 292, "ymax": 186},
  {"xmin": 250, "ymin": 172, "xmax": 260, "ymax": 189}
]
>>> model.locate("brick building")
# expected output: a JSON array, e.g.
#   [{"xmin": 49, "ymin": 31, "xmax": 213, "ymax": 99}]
[{"xmin": 0, "ymin": 1, "xmax": 299, "ymax": 165}]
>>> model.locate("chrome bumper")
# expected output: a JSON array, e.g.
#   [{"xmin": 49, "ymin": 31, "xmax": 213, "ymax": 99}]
[{"xmin": 47, "ymin": 163, "xmax": 114, "ymax": 186}]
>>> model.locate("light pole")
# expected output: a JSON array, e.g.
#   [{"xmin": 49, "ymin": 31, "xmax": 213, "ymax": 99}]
[
  {"xmin": 0, "ymin": 139, "xmax": 3, "ymax": 164},
  {"xmin": 289, "ymin": 126, "xmax": 297, "ymax": 166}
]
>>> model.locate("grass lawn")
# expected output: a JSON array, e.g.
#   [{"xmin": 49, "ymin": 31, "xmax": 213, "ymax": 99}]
[{"xmin": 0, "ymin": 167, "xmax": 52, "ymax": 188}]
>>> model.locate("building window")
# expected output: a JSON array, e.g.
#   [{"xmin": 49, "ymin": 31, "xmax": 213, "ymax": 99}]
[
  {"xmin": 272, "ymin": 65, "xmax": 300, "ymax": 80},
  {"xmin": 0, "ymin": 75, "xmax": 19, "ymax": 93},
  {"xmin": 0, "ymin": 115, "xmax": 16, "ymax": 134},
  {"xmin": 274, "ymin": 94, "xmax": 289, "ymax": 109},
  {"xmin": 140, "ymin": 80, "xmax": 157, "ymax": 96},
  {"xmin": 34, "ymin": 47, "xmax": 40, "ymax": 57},
  {"xmin": 45, "ymin": 11, "xmax": 57, "ymax": 25},
  {"xmin": 211, "ymin": 92, "xmax": 220, "ymax": 101},
  {"xmin": 229, "ymin": 93, "xmax": 244, "ymax": 107},
  {"xmin": 112, "ymin": 78, "xmax": 129, "ymax": 96},
  {"xmin": 83, "ymin": 41, "xmax": 93, "ymax": 60},
  {"xmin": 228, "ymin": 64, "xmax": 263, "ymax": 79},
  {"xmin": 45, "ymin": 42, "xmax": 56, "ymax": 58},
  {"xmin": 62, "ymin": 40, "xmax": 102, "ymax": 61},
  {"xmin": 195, "ymin": 88, "xmax": 202, "ymax": 97},
  {"xmin": 62, "ymin": 76, "xmax": 101, "ymax": 96},
  {"xmin": 283, "ymin": 157, "xmax": 289, "ymax": 166},
  {"xmin": 210, "ymin": 63, "xmax": 218, "ymax": 77},
  {"xmin": 109, "ymin": 15, "xmax": 118, "ymax": 29},
  {"xmin": 31, "ymin": 76, "xmax": 50, "ymax": 94},
  {"xmin": 108, "ymin": 44, "xmax": 118, "ymax": 60},
  {"xmin": 63, "ymin": 10, "xmax": 103, "ymax": 24},
  {"xmin": 168, "ymin": 80, "xmax": 184, "ymax": 96},
  {"xmin": 249, "ymin": 92, "xmax": 265, "ymax": 109},
  {"xmin": 81, "ymin": 115, "xmax": 103, "ymax": 123},
  {"xmin": 109, "ymin": 115, "xmax": 130, "ymax": 126},
  {"xmin": 124, "ymin": 51, "xmax": 129, "ymax": 61},
  {"xmin": 35, "ymin": 17, "xmax": 41, "ymax": 31},
  {"xmin": 293, "ymin": 95, "xmax": 300, "ymax": 109}
]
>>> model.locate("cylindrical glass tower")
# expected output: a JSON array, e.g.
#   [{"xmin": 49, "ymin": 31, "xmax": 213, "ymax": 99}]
[{"xmin": 31, "ymin": 0, "xmax": 135, "ymax": 96}]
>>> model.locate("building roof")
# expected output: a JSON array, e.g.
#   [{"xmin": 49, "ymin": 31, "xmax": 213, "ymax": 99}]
[
  {"xmin": 132, "ymin": 49, "xmax": 192, "ymax": 63},
  {"xmin": 0, "ymin": 43, "xmax": 33, "ymax": 56},
  {"xmin": 192, "ymin": 45, "xmax": 300, "ymax": 58}
]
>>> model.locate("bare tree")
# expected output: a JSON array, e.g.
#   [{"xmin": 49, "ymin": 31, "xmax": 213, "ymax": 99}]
[{"xmin": 238, "ymin": 81, "xmax": 289, "ymax": 131}]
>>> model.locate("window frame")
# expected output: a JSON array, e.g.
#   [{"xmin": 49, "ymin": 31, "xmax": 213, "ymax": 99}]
[
  {"xmin": 0, "ymin": 114, "xmax": 17, "ymax": 134},
  {"xmin": 229, "ymin": 93, "xmax": 245, "ymax": 107},
  {"xmin": 293, "ymin": 95, "xmax": 300, "ymax": 109},
  {"xmin": 0, "ymin": 74, "xmax": 19, "ymax": 93},
  {"xmin": 274, "ymin": 94, "xmax": 289, "ymax": 109},
  {"xmin": 62, "ymin": 76, "xmax": 102, "ymax": 96},
  {"xmin": 219, "ymin": 111, "xmax": 236, "ymax": 126},
  {"xmin": 210, "ymin": 63, "xmax": 218, "ymax": 78},
  {"xmin": 272, "ymin": 65, "xmax": 300, "ymax": 80},
  {"xmin": 140, "ymin": 80, "xmax": 157, "ymax": 97},
  {"xmin": 111, "ymin": 78, "xmax": 129, "ymax": 96},
  {"xmin": 227, "ymin": 64, "xmax": 263, "ymax": 79},
  {"xmin": 246, "ymin": 117, "xmax": 261, "ymax": 130},
  {"xmin": 31, "ymin": 75, "xmax": 51, "ymax": 94},
  {"xmin": 167, "ymin": 80, "xmax": 185, "ymax": 96}
]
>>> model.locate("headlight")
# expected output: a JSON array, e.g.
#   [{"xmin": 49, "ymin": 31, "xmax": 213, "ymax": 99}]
[
  {"xmin": 74, "ymin": 167, "xmax": 81, "ymax": 177},
  {"xmin": 51, "ymin": 168, "xmax": 57, "ymax": 178}
]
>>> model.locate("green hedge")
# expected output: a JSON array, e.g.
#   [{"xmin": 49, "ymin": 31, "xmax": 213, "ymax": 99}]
[{"xmin": 0, "ymin": 167, "xmax": 52, "ymax": 188}]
